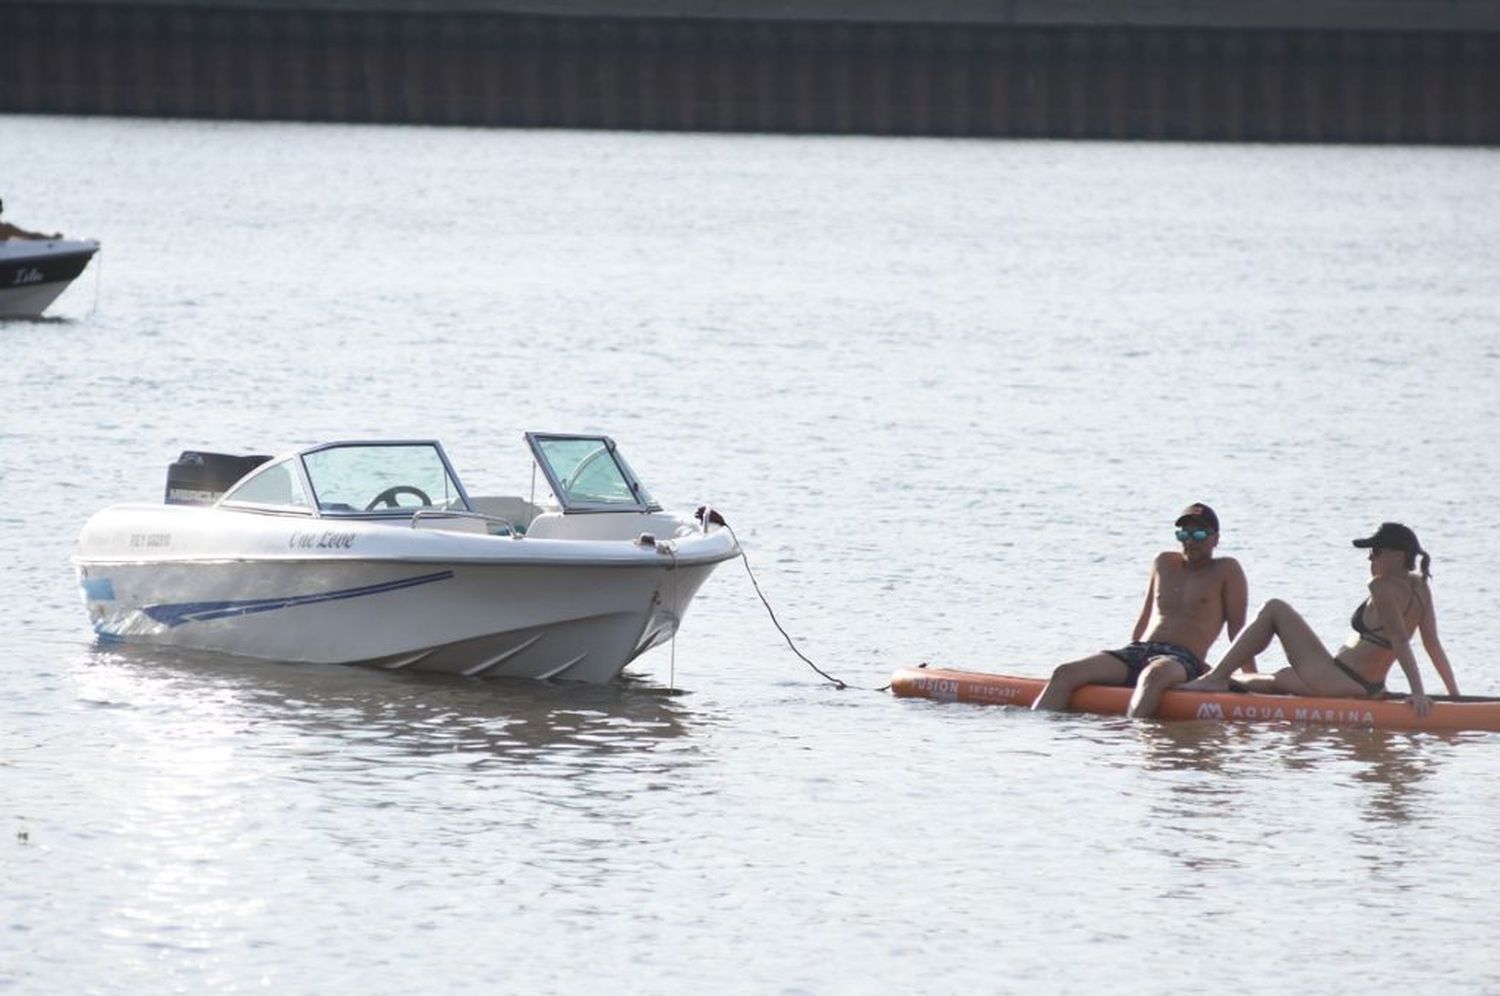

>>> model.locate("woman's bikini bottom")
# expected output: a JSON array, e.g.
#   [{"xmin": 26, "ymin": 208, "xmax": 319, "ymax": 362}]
[{"xmin": 1332, "ymin": 657, "xmax": 1386, "ymax": 697}]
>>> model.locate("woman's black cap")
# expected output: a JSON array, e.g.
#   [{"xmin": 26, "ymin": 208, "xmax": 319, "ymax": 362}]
[{"xmin": 1352, "ymin": 522, "xmax": 1420, "ymax": 555}]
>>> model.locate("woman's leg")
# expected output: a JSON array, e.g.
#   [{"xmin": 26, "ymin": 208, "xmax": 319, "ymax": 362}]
[
  {"xmin": 1270, "ymin": 666, "xmax": 1319, "ymax": 694},
  {"xmin": 1184, "ymin": 598, "xmax": 1333, "ymax": 691},
  {"xmin": 1182, "ymin": 599, "xmax": 1285, "ymax": 690},
  {"xmin": 1234, "ymin": 666, "xmax": 1315, "ymax": 695},
  {"xmin": 1233, "ymin": 672, "xmax": 1280, "ymax": 693}
]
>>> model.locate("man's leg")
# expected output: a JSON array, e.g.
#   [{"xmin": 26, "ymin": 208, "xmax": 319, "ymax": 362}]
[
  {"xmin": 1032, "ymin": 653, "xmax": 1133, "ymax": 711},
  {"xmin": 1126, "ymin": 657, "xmax": 1193, "ymax": 718}
]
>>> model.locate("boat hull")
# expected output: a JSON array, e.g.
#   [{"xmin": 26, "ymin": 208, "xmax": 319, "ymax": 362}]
[
  {"xmin": 890, "ymin": 666, "xmax": 1500, "ymax": 733},
  {"xmin": 0, "ymin": 240, "xmax": 98, "ymax": 318},
  {"xmin": 75, "ymin": 502, "xmax": 736, "ymax": 682},
  {"xmin": 80, "ymin": 558, "xmax": 724, "ymax": 682}
]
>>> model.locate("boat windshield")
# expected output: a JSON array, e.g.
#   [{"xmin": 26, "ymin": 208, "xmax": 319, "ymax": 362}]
[
  {"xmin": 525, "ymin": 433, "xmax": 658, "ymax": 512},
  {"xmin": 301, "ymin": 442, "xmax": 468, "ymax": 514},
  {"xmin": 220, "ymin": 458, "xmax": 312, "ymax": 510}
]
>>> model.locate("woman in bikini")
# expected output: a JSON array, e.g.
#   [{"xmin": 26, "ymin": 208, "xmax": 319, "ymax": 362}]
[{"xmin": 1182, "ymin": 522, "xmax": 1458, "ymax": 716}]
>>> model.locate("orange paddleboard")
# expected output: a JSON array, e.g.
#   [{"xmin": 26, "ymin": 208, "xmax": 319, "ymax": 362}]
[{"xmin": 889, "ymin": 666, "xmax": 1500, "ymax": 733}]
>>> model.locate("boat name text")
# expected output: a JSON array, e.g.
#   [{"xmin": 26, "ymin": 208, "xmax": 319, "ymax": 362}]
[
  {"xmin": 129, "ymin": 533, "xmax": 171, "ymax": 549},
  {"xmin": 11, "ymin": 267, "xmax": 44, "ymax": 286},
  {"xmin": 289, "ymin": 530, "xmax": 357, "ymax": 550}
]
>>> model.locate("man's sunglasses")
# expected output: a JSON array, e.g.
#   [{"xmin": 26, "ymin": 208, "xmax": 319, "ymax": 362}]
[{"xmin": 1176, "ymin": 527, "xmax": 1213, "ymax": 542}]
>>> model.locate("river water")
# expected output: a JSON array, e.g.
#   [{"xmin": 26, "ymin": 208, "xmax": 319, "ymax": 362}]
[{"xmin": 3, "ymin": 115, "xmax": 1498, "ymax": 993}]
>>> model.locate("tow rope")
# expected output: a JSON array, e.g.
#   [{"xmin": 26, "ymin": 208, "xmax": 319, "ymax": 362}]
[{"xmin": 699, "ymin": 508, "xmax": 885, "ymax": 692}]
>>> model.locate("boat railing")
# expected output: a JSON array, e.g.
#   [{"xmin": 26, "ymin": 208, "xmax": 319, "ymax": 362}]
[{"xmin": 409, "ymin": 508, "xmax": 523, "ymax": 538}]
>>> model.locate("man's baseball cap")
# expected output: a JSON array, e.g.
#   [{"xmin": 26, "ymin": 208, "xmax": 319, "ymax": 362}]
[{"xmin": 1175, "ymin": 502, "xmax": 1219, "ymax": 532}]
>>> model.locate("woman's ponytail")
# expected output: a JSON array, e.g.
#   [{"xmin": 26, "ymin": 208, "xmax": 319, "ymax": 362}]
[{"xmin": 1418, "ymin": 549, "xmax": 1432, "ymax": 580}]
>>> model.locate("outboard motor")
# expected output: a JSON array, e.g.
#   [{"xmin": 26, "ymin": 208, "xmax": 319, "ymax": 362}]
[{"xmin": 164, "ymin": 451, "xmax": 272, "ymax": 505}]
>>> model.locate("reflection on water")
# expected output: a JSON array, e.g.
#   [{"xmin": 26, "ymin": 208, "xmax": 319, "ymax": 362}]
[
  {"xmin": 75, "ymin": 643, "xmax": 706, "ymax": 765},
  {"xmin": 1321, "ymin": 729, "xmax": 1445, "ymax": 829},
  {"xmin": 1080, "ymin": 716, "xmax": 1462, "ymax": 907},
  {"xmin": 1, "ymin": 644, "xmax": 726, "ymax": 991},
  {"xmin": 1130, "ymin": 716, "xmax": 1266, "ymax": 775},
  {"xmin": 1129, "ymin": 718, "xmax": 1449, "ymax": 828}
]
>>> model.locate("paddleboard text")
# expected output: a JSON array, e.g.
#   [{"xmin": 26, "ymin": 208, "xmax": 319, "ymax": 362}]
[{"xmin": 1195, "ymin": 702, "xmax": 1375, "ymax": 726}]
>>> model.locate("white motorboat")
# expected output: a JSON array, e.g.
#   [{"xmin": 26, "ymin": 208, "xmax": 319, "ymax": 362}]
[
  {"xmin": 74, "ymin": 434, "xmax": 739, "ymax": 682},
  {"xmin": 0, "ymin": 237, "xmax": 100, "ymax": 318}
]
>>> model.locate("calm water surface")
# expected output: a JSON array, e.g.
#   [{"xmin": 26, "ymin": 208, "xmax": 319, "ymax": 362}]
[{"xmin": 3, "ymin": 115, "xmax": 1499, "ymax": 993}]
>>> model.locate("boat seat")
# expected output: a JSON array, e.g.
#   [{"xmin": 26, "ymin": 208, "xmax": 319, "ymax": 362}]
[{"xmin": 466, "ymin": 496, "xmax": 544, "ymax": 534}]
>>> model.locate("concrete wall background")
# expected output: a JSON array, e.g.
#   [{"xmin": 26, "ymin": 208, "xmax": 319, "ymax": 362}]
[{"xmin": 3, "ymin": 1, "xmax": 1496, "ymax": 142}]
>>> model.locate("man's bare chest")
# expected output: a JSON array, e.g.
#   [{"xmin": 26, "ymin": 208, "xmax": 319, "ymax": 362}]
[{"xmin": 1158, "ymin": 569, "xmax": 1221, "ymax": 610}]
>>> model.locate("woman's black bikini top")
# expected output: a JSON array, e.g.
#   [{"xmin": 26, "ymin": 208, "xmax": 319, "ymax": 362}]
[
  {"xmin": 1351, "ymin": 584, "xmax": 1420, "ymax": 650},
  {"xmin": 1351, "ymin": 602, "xmax": 1392, "ymax": 648}
]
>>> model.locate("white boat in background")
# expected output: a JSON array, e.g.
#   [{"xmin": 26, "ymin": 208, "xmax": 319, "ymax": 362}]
[
  {"xmin": 0, "ymin": 237, "xmax": 100, "ymax": 318},
  {"xmin": 74, "ymin": 433, "xmax": 739, "ymax": 682}
]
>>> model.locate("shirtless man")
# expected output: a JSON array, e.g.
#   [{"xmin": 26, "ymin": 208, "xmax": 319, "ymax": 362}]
[{"xmin": 1032, "ymin": 502, "xmax": 1250, "ymax": 718}]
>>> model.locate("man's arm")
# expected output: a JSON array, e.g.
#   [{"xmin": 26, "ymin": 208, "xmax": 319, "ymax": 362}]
[
  {"xmin": 1130, "ymin": 559, "xmax": 1160, "ymax": 642},
  {"xmin": 1222, "ymin": 559, "xmax": 1254, "ymax": 671}
]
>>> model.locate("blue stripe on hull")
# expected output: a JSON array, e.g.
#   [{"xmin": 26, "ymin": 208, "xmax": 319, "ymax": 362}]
[{"xmin": 142, "ymin": 570, "xmax": 455, "ymax": 627}]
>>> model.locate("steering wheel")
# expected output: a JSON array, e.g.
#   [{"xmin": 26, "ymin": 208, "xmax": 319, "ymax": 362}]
[
  {"xmin": 365, "ymin": 484, "xmax": 433, "ymax": 510},
  {"xmin": 563, "ymin": 446, "xmax": 610, "ymax": 491}
]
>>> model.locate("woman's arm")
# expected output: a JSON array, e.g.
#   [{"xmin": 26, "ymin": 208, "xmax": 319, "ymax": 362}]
[
  {"xmin": 1372, "ymin": 579, "xmax": 1429, "ymax": 715},
  {"xmin": 1417, "ymin": 591, "xmax": 1459, "ymax": 696}
]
